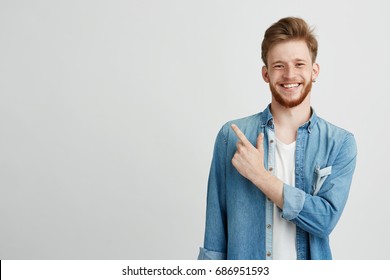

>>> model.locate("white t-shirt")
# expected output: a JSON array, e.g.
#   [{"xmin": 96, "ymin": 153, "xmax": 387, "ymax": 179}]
[{"xmin": 273, "ymin": 138, "xmax": 297, "ymax": 260}]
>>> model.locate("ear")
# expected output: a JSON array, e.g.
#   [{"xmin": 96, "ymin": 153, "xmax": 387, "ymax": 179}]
[
  {"xmin": 312, "ymin": 63, "xmax": 320, "ymax": 81},
  {"xmin": 262, "ymin": 65, "xmax": 270, "ymax": 83}
]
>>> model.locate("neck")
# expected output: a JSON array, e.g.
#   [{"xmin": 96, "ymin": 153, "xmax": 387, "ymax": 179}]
[{"xmin": 270, "ymin": 95, "xmax": 311, "ymax": 143}]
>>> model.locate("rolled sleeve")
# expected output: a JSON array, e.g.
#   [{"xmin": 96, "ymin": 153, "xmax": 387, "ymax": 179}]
[
  {"xmin": 197, "ymin": 247, "xmax": 227, "ymax": 260},
  {"xmin": 281, "ymin": 183, "xmax": 306, "ymax": 221}
]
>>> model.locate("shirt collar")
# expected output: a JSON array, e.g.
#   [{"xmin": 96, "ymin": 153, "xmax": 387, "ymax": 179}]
[{"xmin": 260, "ymin": 104, "xmax": 318, "ymax": 133}]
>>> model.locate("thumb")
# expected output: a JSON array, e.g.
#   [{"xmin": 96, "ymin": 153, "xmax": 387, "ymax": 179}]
[{"xmin": 256, "ymin": 133, "xmax": 264, "ymax": 151}]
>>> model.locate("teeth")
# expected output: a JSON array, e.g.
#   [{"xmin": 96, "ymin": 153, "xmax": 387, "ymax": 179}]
[{"xmin": 282, "ymin": 83, "xmax": 299, "ymax": 88}]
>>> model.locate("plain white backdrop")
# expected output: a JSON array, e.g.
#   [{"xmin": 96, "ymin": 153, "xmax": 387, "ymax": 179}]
[{"xmin": 0, "ymin": 0, "xmax": 389, "ymax": 259}]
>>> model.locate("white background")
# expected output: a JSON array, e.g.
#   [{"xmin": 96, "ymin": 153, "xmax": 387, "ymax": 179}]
[{"xmin": 1, "ymin": 0, "xmax": 389, "ymax": 259}]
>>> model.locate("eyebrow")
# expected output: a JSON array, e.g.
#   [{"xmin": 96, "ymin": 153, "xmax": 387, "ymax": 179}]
[{"xmin": 270, "ymin": 60, "xmax": 284, "ymax": 65}]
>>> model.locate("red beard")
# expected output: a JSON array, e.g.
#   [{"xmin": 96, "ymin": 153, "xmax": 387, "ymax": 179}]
[{"xmin": 269, "ymin": 79, "xmax": 312, "ymax": 108}]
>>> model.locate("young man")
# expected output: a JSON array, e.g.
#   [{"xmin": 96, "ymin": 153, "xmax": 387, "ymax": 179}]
[{"xmin": 198, "ymin": 17, "xmax": 357, "ymax": 260}]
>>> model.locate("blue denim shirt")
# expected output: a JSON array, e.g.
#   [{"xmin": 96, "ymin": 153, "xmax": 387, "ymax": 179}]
[{"xmin": 198, "ymin": 105, "xmax": 357, "ymax": 260}]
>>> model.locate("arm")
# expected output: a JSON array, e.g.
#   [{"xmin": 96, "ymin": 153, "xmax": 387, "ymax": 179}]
[
  {"xmin": 283, "ymin": 133, "xmax": 357, "ymax": 237},
  {"xmin": 231, "ymin": 124, "xmax": 357, "ymax": 238},
  {"xmin": 231, "ymin": 124, "xmax": 284, "ymax": 208},
  {"xmin": 198, "ymin": 128, "xmax": 228, "ymax": 260}
]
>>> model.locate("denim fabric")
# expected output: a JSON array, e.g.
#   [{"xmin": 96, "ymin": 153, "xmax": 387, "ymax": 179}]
[{"xmin": 198, "ymin": 105, "xmax": 357, "ymax": 260}]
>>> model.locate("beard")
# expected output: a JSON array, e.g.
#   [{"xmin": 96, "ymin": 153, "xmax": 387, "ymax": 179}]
[{"xmin": 269, "ymin": 79, "xmax": 312, "ymax": 108}]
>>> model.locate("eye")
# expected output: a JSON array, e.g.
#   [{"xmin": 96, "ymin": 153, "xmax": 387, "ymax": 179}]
[
  {"xmin": 296, "ymin": 63, "xmax": 305, "ymax": 68},
  {"xmin": 273, "ymin": 64, "xmax": 284, "ymax": 69}
]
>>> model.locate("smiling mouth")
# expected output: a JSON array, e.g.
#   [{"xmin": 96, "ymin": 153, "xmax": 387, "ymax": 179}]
[{"xmin": 281, "ymin": 83, "xmax": 301, "ymax": 89}]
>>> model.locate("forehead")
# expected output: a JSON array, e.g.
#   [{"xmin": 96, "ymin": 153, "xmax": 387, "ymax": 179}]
[{"xmin": 268, "ymin": 40, "xmax": 312, "ymax": 64}]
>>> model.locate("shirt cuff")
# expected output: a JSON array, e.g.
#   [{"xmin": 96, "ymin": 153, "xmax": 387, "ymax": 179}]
[
  {"xmin": 281, "ymin": 183, "xmax": 306, "ymax": 221},
  {"xmin": 197, "ymin": 247, "xmax": 227, "ymax": 260}
]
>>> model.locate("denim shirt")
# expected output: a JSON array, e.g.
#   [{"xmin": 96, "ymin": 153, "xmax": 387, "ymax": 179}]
[{"xmin": 198, "ymin": 105, "xmax": 357, "ymax": 260}]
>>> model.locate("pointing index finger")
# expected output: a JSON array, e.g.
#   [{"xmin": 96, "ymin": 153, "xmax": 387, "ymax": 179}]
[{"xmin": 231, "ymin": 124, "xmax": 250, "ymax": 145}]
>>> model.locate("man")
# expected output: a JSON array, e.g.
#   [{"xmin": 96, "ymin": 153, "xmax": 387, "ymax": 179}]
[{"xmin": 198, "ymin": 17, "xmax": 357, "ymax": 260}]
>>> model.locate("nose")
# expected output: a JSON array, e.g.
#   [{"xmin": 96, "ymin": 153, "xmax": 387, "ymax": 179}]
[{"xmin": 282, "ymin": 65, "xmax": 296, "ymax": 80}]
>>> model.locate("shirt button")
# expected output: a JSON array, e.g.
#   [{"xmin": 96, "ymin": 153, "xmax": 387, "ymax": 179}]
[
  {"xmin": 266, "ymin": 252, "xmax": 271, "ymax": 257},
  {"xmin": 270, "ymin": 139, "xmax": 274, "ymax": 144},
  {"xmin": 267, "ymin": 224, "xmax": 272, "ymax": 229},
  {"xmin": 268, "ymin": 167, "xmax": 273, "ymax": 171}
]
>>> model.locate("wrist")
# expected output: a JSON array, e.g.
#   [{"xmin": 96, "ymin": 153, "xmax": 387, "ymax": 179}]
[{"xmin": 252, "ymin": 169, "xmax": 272, "ymax": 188}]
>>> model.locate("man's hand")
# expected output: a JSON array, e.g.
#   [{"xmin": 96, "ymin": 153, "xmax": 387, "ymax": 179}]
[
  {"xmin": 231, "ymin": 124, "xmax": 266, "ymax": 185},
  {"xmin": 231, "ymin": 124, "xmax": 284, "ymax": 208}
]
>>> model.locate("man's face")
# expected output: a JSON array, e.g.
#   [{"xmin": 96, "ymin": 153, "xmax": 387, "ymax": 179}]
[{"xmin": 262, "ymin": 40, "xmax": 319, "ymax": 108}]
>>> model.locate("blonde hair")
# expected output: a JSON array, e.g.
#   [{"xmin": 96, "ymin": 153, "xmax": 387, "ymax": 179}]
[{"xmin": 261, "ymin": 17, "xmax": 318, "ymax": 66}]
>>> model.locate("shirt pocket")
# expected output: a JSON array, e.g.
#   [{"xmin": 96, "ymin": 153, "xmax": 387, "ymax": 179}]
[{"xmin": 312, "ymin": 165, "xmax": 332, "ymax": 196}]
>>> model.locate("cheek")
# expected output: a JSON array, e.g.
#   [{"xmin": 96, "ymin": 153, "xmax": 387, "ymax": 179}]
[
  {"xmin": 266, "ymin": 72, "xmax": 280, "ymax": 84},
  {"xmin": 304, "ymin": 69, "xmax": 314, "ymax": 78}
]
